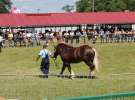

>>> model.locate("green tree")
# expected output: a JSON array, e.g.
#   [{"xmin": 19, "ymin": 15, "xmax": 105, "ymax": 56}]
[
  {"xmin": 76, "ymin": 0, "xmax": 135, "ymax": 12},
  {"xmin": 0, "ymin": 0, "xmax": 12, "ymax": 13},
  {"xmin": 62, "ymin": 4, "xmax": 74, "ymax": 12},
  {"xmin": 125, "ymin": 0, "xmax": 135, "ymax": 11},
  {"xmin": 76, "ymin": 0, "xmax": 91, "ymax": 12}
]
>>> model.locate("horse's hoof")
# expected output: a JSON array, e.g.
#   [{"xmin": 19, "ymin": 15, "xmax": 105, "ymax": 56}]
[
  {"xmin": 88, "ymin": 76, "xmax": 96, "ymax": 79},
  {"xmin": 69, "ymin": 77, "xmax": 74, "ymax": 80},
  {"xmin": 57, "ymin": 75, "xmax": 61, "ymax": 77},
  {"xmin": 91, "ymin": 76, "xmax": 96, "ymax": 79}
]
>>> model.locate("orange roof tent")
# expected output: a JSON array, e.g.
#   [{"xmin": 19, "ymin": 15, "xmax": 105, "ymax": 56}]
[{"xmin": 0, "ymin": 12, "xmax": 135, "ymax": 27}]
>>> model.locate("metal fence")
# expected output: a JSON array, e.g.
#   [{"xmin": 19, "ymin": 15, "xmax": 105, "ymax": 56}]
[
  {"xmin": 0, "ymin": 74, "xmax": 135, "ymax": 100},
  {"xmin": 62, "ymin": 92, "xmax": 135, "ymax": 100}
]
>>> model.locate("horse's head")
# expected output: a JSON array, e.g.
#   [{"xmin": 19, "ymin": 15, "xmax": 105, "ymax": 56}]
[{"xmin": 53, "ymin": 43, "xmax": 67, "ymax": 59}]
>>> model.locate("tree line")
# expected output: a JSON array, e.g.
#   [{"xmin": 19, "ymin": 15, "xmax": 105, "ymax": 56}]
[{"xmin": 63, "ymin": 0, "xmax": 135, "ymax": 12}]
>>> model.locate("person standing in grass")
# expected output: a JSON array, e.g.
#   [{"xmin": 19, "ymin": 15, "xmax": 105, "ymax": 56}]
[
  {"xmin": 8, "ymin": 31, "xmax": 13, "ymax": 47},
  {"xmin": 36, "ymin": 44, "xmax": 51, "ymax": 78},
  {"xmin": 0, "ymin": 33, "xmax": 4, "ymax": 52}
]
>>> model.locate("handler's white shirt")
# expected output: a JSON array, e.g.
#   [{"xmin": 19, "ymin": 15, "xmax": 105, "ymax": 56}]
[{"xmin": 38, "ymin": 49, "xmax": 51, "ymax": 58}]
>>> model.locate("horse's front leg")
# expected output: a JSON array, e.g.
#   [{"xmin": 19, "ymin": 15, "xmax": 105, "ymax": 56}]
[
  {"xmin": 67, "ymin": 64, "xmax": 75, "ymax": 79},
  {"xmin": 59, "ymin": 62, "xmax": 67, "ymax": 77}
]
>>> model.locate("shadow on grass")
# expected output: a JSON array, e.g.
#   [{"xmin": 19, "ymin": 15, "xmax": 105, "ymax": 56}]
[{"xmin": 36, "ymin": 74, "xmax": 98, "ymax": 79}]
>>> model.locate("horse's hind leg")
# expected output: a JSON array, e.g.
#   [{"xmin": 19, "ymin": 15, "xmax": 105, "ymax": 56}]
[{"xmin": 84, "ymin": 61, "xmax": 95, "ymax": 78}]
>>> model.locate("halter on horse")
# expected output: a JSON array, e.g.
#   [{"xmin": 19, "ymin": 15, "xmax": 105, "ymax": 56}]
[{"xmin": 53, "ymin": 43, "xmax": 99, "ymax": 79}]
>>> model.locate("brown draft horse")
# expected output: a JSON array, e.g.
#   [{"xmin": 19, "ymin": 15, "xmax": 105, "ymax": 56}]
[{"xmin": 53, "ymin": 43, "xmax": 99, "ymax": 79}]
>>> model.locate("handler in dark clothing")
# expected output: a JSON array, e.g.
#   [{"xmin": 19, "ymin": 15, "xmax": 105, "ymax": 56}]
[
  {"xmin": 0, "ymin": 35, "xmax": 4, "ymax": 52},
  {"xmin": 36, "ymin": 44, "xmax": 51, "ymax": 78}
]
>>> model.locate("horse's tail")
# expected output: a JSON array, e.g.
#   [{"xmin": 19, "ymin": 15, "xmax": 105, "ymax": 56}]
[{"xmin": 92, "ymin": 48, "xmax": 99, "ymax": 72}]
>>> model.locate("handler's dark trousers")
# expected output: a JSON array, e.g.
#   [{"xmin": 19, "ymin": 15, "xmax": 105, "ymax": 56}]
[{"xmin": 40, "ymin": 58, "xmax": 49, "ymax": 78}]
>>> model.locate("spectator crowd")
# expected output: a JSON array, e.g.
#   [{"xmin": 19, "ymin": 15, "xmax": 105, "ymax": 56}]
[{"xmin": 0, "ymin": 27, "xmax": 135, "ymax": 48}]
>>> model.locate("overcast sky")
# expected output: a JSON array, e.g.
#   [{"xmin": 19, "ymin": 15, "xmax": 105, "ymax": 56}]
[{"xmin": 11, "ymin": 0, "xmax": 77, "ymax": 13}]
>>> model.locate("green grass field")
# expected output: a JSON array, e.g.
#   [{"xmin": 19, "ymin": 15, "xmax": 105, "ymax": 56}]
[{"xmin": 0, "ymin": 42, "xmax": 135, "ymax": 100}]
